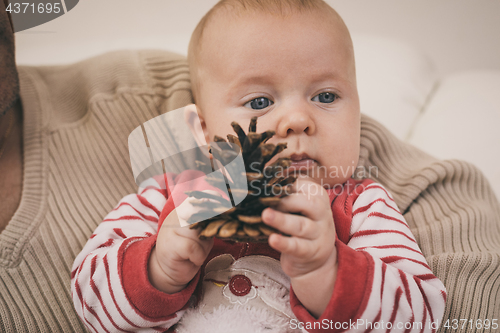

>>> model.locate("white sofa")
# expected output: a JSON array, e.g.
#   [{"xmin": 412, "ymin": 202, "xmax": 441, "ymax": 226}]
[{"xmin": 353, "ymin": 34, "xmax": 500, "ymax": 198}]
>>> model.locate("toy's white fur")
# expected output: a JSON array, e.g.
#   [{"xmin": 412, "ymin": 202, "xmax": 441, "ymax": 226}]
[{"xmin": 175, "ymin": 305, "xmax": 302, "ymax": 333}]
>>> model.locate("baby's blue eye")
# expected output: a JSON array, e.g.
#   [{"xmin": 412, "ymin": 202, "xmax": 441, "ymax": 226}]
[
  {"xmin": 312, "ymin": 92, "xmax": 337, "ymax": 103},
  {"xmin": 244, "ymin": 97, "xmax": 273, "ymax": 110}
]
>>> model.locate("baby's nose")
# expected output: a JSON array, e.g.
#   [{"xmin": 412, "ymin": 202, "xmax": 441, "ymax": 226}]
[{"xmin": 275, "ymin": 102, "xmax": 315, "ymax": 137}]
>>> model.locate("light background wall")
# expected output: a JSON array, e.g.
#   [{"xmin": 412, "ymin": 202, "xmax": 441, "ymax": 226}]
[{"xmin": 13, "ymin": 0, "xmax": 500, "ymax": 77}]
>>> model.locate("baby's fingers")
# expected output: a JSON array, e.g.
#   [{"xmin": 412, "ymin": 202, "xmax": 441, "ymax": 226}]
[
  {"xmin": 262, "ymin": 208, "xmax": 319, "ymax": 240},
  {"xmin": 268, "ymin": 233, "xmax": 313, "ymax": 259},
  {"xmin": 170, "ymin": 231, "xmax": 213, "ymax": 266},
  {"xmin": 262, "ymin": 208, "xmax": 315, "ymax": 257},
  {"xmin": 276, "ymin": 182, "xmax": 331, "ymax": 222}
]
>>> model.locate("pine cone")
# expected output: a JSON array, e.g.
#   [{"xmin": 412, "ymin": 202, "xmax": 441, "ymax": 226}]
[{"xmin": 187, "ymin": 117, "xmax": 296, "ymax": 242}]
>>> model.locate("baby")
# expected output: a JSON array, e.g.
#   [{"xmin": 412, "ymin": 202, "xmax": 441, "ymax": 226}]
[{"xmin": 71, "ymin": 1, "xmax": 446, "ymax": 332}]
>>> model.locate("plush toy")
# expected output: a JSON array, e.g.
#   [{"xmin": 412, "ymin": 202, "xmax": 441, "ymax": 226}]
[{"xmin": 175, "ymin": 255, "xmax": 301, "ymax": 333}]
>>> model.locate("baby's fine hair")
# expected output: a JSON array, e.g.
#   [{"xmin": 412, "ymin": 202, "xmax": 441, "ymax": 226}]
[
  {"xmin": 190, "ymin": 0, "xmax": 333, "ymax": 40},
  {"xmin": 187, "ymin": 0, "xmax": 344, "ymax": 102}
]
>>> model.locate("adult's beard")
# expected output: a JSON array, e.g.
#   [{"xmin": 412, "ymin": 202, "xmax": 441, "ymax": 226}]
[
  {"xmin": 0, "ymin": 66, "xmax": 19, "ymax": 117},
  {"xmin": 0, "ymin": 2, "xmax": 20, "ymax": 117}
]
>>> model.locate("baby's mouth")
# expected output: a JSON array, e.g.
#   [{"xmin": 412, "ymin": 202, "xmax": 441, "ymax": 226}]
[{"xmin": 287, "ymin": 153, "xmax": 318, "ymax": 173}]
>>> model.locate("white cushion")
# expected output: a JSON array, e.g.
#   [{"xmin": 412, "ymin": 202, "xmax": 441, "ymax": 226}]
[
  {"xmin": 353, "ymin": 34, "xmax": 437, "ymax": 141},
  {"xmin": 408, "ymin": 71, "xmax": 500, "ymax": 198}
]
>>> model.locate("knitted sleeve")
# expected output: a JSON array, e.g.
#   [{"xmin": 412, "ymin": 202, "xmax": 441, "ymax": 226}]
[
  {"xmin": 290, "ymin": 182, "xmax": 447, "ymax": 332},
  {"xmin": 70, "ymin": 175, "xmax": 198, "ymax": 332}
]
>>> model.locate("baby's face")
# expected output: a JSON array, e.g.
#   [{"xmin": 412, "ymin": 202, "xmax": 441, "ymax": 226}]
[{"xmin": 194, "ymin": 10, "xmax": 360, "ymax": 188}]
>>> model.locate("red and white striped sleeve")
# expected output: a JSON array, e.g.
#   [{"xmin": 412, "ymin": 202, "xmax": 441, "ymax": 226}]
[
  {"xmin": 70, "ymin": 176, "xmax": 198, "ymax": 333},
  {"xmin": 291, "ymin": 182, "xmax": 447, "ymax": 333}
]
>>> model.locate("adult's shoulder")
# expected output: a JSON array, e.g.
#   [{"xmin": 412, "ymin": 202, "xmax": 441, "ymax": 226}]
[{"xmin": 17, "ymin": 50, "xmax": 192, "ymax": 126}]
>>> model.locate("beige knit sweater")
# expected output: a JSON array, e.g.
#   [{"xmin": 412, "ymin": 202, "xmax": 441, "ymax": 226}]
[{"xmin": 0, "ymin": 50, "xmax": 498, "ymax": 332}]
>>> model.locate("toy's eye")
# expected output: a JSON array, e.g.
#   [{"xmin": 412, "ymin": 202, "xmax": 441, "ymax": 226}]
[
  {"xmin": 312, "ymin": 92, "xmax": 337, "ymax": 104},
  {"xmin": 244, "ymin": 97, "xmax": 273, "ymax": 110}
]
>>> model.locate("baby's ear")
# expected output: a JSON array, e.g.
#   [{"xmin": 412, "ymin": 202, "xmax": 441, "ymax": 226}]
[{"xmin": 184, "ymin": 104, "xmax": 210, "ymax": 149}]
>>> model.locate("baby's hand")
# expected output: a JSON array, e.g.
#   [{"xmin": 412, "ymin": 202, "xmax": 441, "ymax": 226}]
[
  {"xmin": 262, "ymin": 176, "xmax": 338, "ymax": 317},
  {"xmin": 148, "ymin": 192, "xmax": 217, "ymax": 294},
  {"xmin": 262, "ymin": 176, "xmax": 337, "ymax": 277}
]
